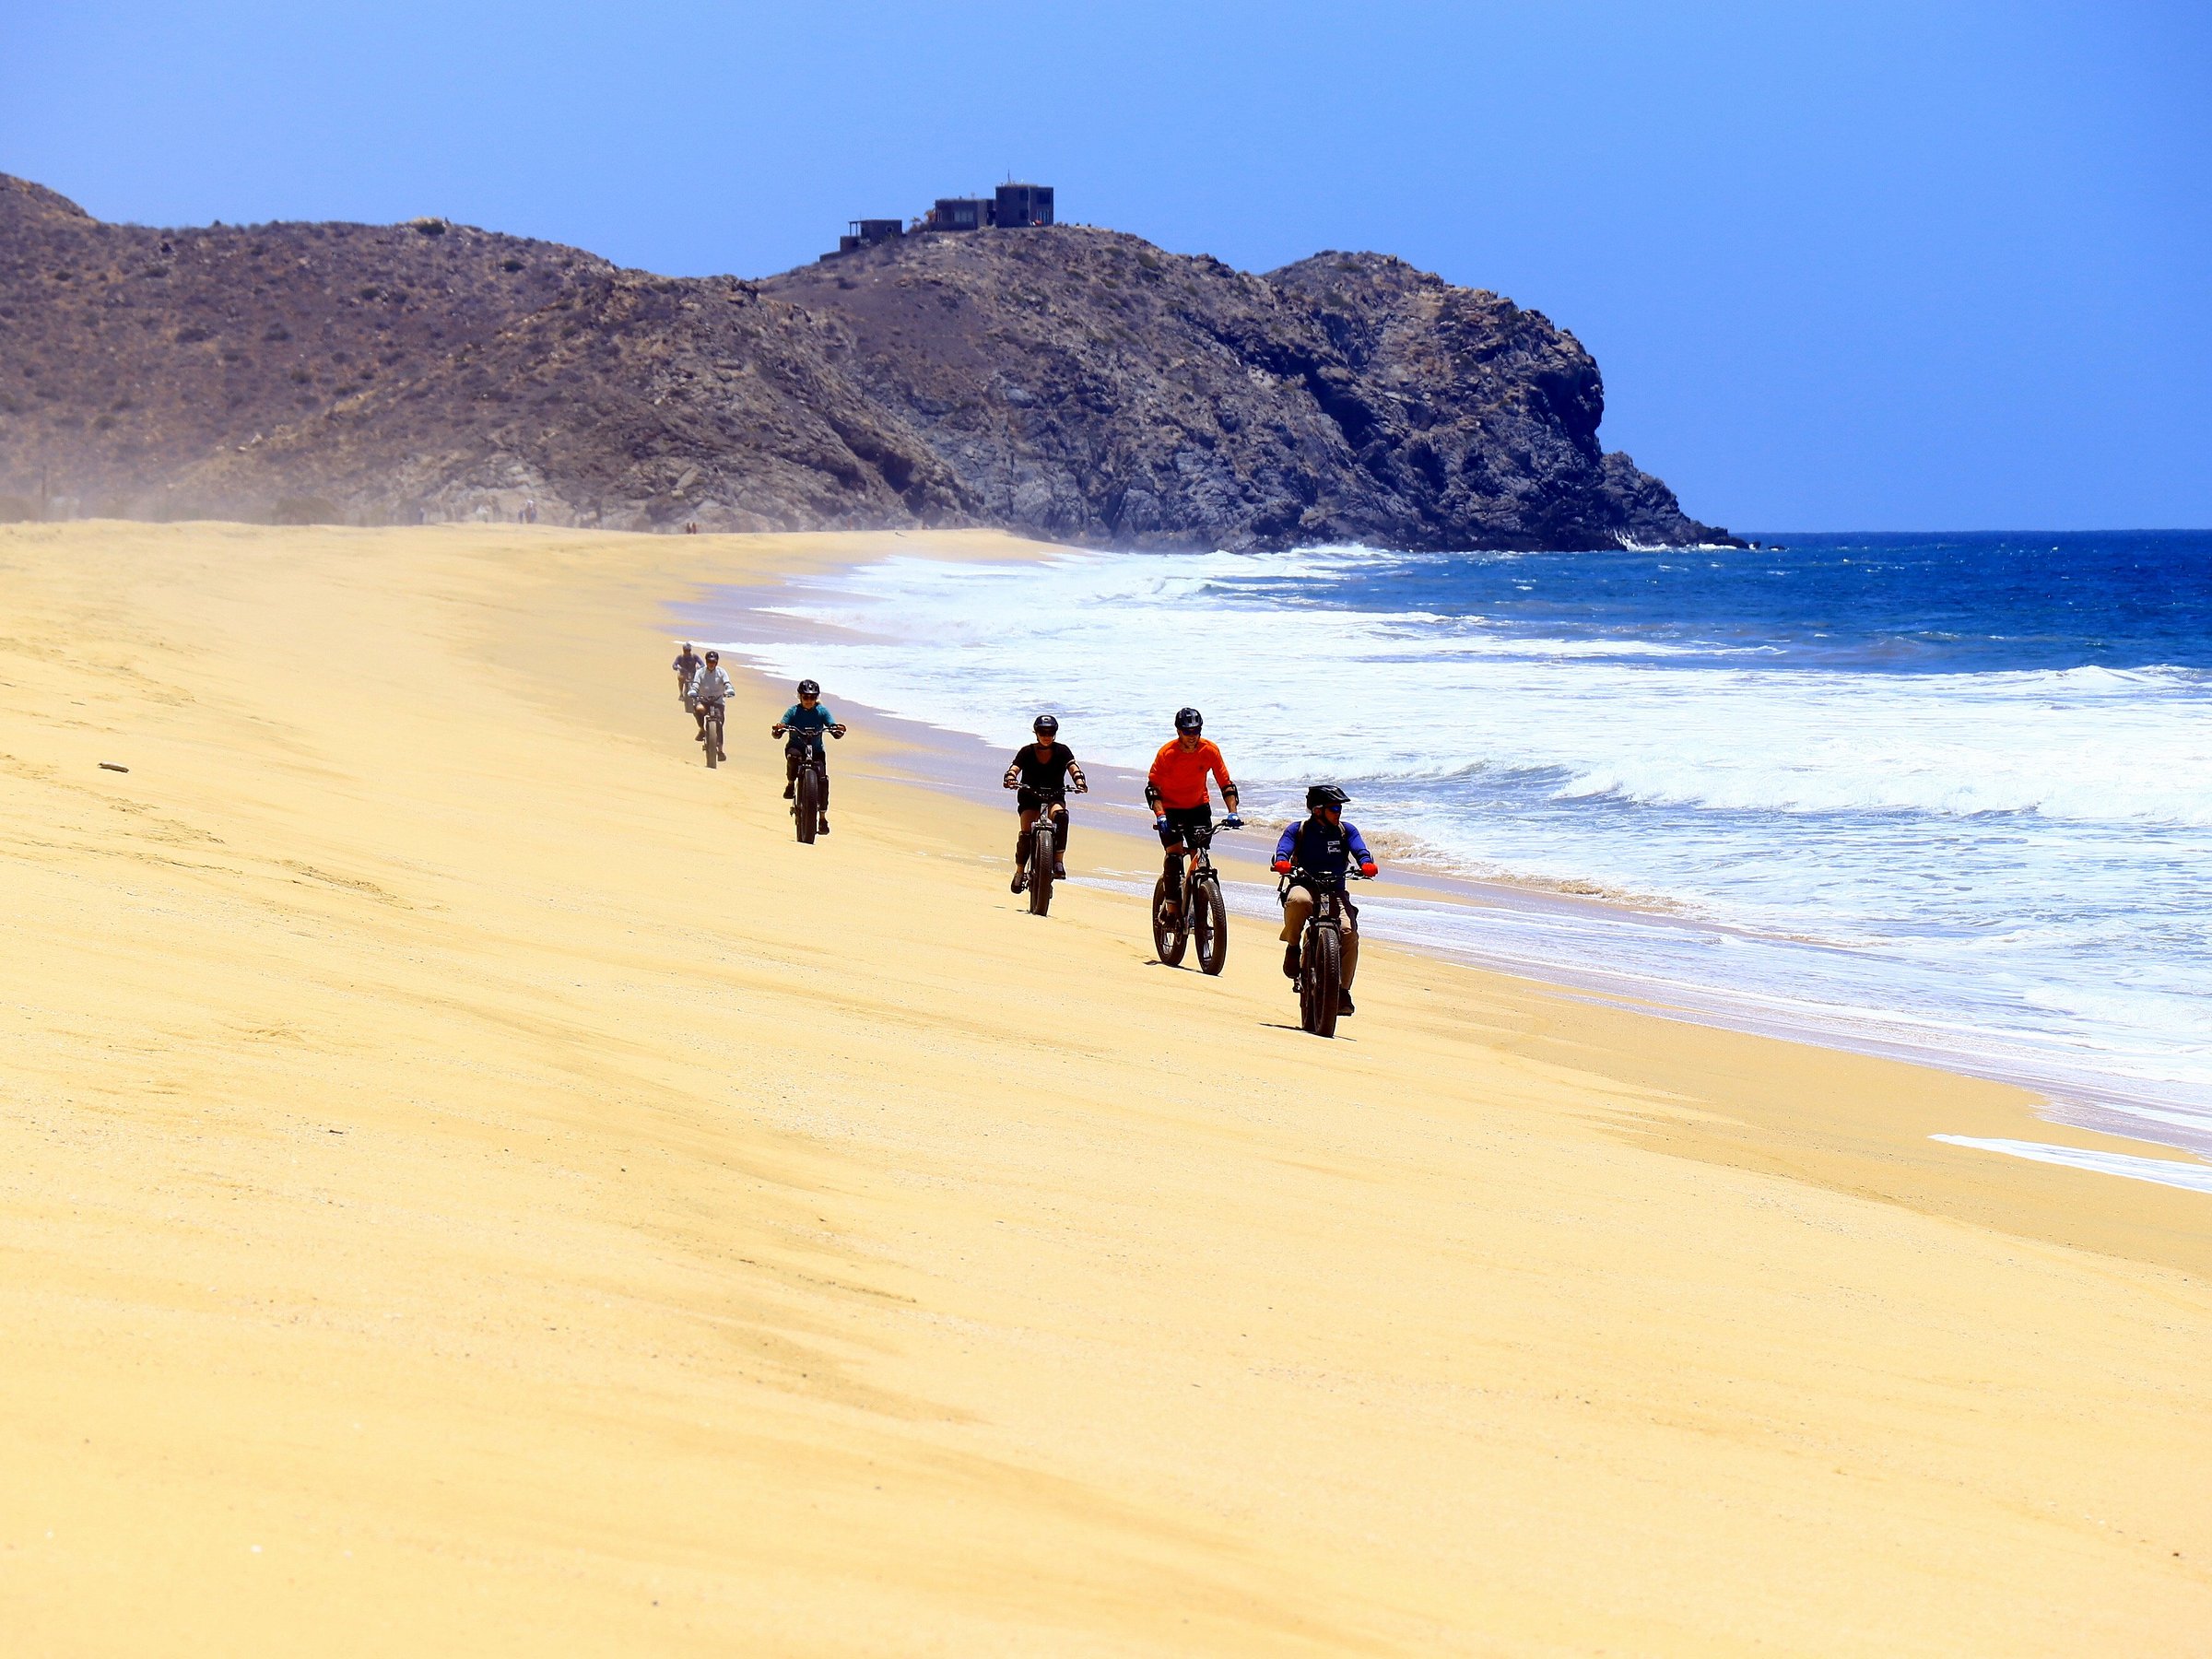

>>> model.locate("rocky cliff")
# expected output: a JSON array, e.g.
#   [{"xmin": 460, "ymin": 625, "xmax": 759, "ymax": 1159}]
[{"xmin": 0, "ymin": 174, "xmax": 1734, "ymax": 548}]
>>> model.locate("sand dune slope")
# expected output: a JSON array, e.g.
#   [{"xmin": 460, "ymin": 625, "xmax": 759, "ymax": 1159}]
[{"xmin": 1, "ymin": 523, "xmax": 2207, "ymax": 1655}]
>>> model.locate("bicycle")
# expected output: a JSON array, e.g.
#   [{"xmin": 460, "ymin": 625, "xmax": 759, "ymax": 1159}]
[
  {"xmin": 699, "ymin": 699, "xmax": 726, "ymax": 768},
  {"xmin": 1283, "ymin": 870, "xmax": 1371, "ymax": 1038},
  {"xmin": 774, "ymin": 723, "xmax": 842, "ymax": 844},
  {"xmin": 1151, "ymin": 817, "xmax": 1240, "ymax": 975},
  {"xmin": 1021, "ymin": 788, "xmax": 1070, "ymax": 917}
]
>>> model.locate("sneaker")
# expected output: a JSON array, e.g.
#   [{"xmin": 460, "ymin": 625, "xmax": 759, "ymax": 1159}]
[
  {"xmin": 1336, "ymin": 992, "xmax": 1356, "ymax": 1016},
  {"xmin": 782, "ymin": 782, "xmax": 794, "ymax": 799},
  {"xmin": 1282, "ymin": 943, "xmax": 1301, "ymax": 981},
  {"xmin": 817, "ymin": 817, "xmax": 830, "ymax": 835},
  {"xmin": 1053, "ymin": 860, "xmax": 1066, "ymax": 880},
  {"xmin": 1011, "ymin": 869, "xmax": 1028, "ymax": 894}
]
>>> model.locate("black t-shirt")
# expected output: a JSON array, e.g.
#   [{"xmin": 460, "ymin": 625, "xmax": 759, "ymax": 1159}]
[{"xmin": 1009, "ymin": 742, "xmax": 1077, "ymax": 792}]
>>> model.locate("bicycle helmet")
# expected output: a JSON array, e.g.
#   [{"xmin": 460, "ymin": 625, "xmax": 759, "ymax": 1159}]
[
  {"xmin": 1032, "ymin": 714, "xmax": 1059, "ymax": 735},
  {"xmin": 1174, "ymin": 706, "xmax": 1204, "ymax": 734},
  {"xmin": 796, "ymin": 678, "xmax": 820, "ymax": 698},
  {"xmin": 704, "ymin": 650, "xmax": 720, "ymax": 663},
  {"xmin": 1306, "ymin": 783, "xmax": 1350, "ymax": 811}
]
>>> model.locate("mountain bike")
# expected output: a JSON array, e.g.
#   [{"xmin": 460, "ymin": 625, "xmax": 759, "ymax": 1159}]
[
  {"xmin": 787, "ymin": 741, "xmax": 826, "ymax": 842},
  {"xmin": 1022, "ymin": 789, "xmax": 1069, "ymax": 917},
  {"xmin": 1284, "ymin": 871, "xmax": 1370, "ymax": 1038},
  {"xmin": 1151, "ymin": 817, "xmax": 1240, "ymax": 975},
  {"xmin": 699, "ymin": 699, "xmax": 726, "ymax": 768}
]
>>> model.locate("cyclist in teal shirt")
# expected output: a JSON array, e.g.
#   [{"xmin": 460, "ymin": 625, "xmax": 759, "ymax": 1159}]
[{"xmin": 770, "ymin": 678, "xmax": 847, "ymax": 833}]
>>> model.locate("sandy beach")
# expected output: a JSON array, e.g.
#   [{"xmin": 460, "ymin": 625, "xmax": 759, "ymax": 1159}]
[{"xmin": 3, "ymin": 520, "xmax": 2208, "ymax": 1654}]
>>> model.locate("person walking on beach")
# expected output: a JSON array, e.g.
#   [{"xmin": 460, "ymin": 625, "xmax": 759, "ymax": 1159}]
[
  {"xmin": 771, "ymin": 680, "xmax": 846, "ymax": 835},
  {"xmin": 688, "ymin": 651, "xmax": 734, "ymax": 747},
  {"xmin": 1147, "ymin": 708, "xmax": 1241, "ymax": 923},
  {"xmin": 1273, "ymin": 784, "xmax": 1379, "ymax": 1016},
  {"xmin": 1003, "ymin": 715, "xmax": 1088, "ymax": 892}
]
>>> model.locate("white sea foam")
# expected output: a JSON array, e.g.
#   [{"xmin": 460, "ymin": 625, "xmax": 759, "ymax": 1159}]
[{"xmin": 712, "ymin": 544, "xmax": 2212, "ymax": 1160}]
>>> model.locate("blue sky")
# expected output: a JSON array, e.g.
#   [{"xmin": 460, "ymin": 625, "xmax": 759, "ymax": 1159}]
[{"xmin": 5, "ymin": 1, "xmax": 2206, "ymax": 531}]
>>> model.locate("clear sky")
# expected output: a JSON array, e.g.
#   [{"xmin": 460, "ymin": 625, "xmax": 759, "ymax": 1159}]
[{"xmin": 5, "ymin": 1, "xmax": 2206, "ymax": 532}]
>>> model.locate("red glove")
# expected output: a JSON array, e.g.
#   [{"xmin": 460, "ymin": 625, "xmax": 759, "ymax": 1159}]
[
  {"xmin": 1273, "ymin": 859, "xmax": 1293, "ymax": 875},
  {"xmin": 1359, "ymin": 862, "xmax": 1379, "ymax": 878}
]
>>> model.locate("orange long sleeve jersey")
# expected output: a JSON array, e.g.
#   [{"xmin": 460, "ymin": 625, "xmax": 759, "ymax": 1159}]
[{"xmin": 1146, "ymin": 738, "xmax": 1237, "ymax": 810}]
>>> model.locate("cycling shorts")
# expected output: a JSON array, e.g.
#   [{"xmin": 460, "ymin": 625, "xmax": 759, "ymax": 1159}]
[{"xmin": 1158, "ymin": 802, "xmax": 1211, "ymax": 847}]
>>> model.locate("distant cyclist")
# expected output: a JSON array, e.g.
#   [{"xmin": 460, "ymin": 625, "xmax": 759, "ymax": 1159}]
[
  {"xmin": 688, "ymin": 650, "xmax": 735, "ymax": 747},
  {"xmin": 1273, "ymin": 783, "xmax": 1379, "ymax": 1016},
  {"xmin": 771, "ymin": 679, "xmax": 846, "ymax": 834},
  {"xmin": 1146, "ymin": 707, "xmax": 1241, "ymax": 922},
  {"xmin": 1003, "ymin": 714, "xmax": 1088, "ymax": 891},
  {"xmin": 673, "ymin": 641, "xmax": 704, "ymax": 732}
]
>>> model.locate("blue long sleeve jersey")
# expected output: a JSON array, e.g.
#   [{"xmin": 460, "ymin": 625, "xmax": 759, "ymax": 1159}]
[
  {"xmin": 782, "ymin": 702, "xmax": 837, "ymax": 752},
  {"xmin": 1274, "ymin": 816, "xmax": 1374, "ymax": 887}
]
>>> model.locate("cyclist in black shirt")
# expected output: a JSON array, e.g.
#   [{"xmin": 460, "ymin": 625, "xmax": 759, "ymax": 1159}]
[{"xmin": 1002, "ymin": 715, "xmax": 1088, "ymax": 892}]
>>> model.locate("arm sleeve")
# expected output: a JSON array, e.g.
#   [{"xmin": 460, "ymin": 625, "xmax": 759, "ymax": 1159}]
[
  {"xmin": 1274, "ymin": 824, "xmax": 1299, "ymax": 864},
  {"xmin": 1209, "ymin": 746, "xmax": 1235, "ymax": 793},
  {"xmin": 1347, "ymin": 825, "xmax": 1375, "ymax": 865}
]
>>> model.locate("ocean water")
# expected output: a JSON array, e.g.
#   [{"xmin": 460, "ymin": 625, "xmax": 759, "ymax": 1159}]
[{"xmin": 718, "ymin": 532, "xmax": 2212, "ymax": 1159}]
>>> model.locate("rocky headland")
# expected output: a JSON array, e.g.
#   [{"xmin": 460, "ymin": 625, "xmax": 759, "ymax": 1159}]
[{"xmin": 0, "ymin": 174, "xmax": 1735, "ymax": 549}]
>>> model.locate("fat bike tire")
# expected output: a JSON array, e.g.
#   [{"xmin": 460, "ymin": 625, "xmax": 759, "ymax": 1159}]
[
  {"xmin": 704, "ymin": 712, "xmax": 721, "ymax": 769},
  {"xmin": 1307, "ymin": 926, "xmax": 1342, "ymax": 1039},
  {"xmin": 795, "ymin": 767, "xmax": 820, "ymax": 844},
  {"xmin": 1029, "ymin": 823, "xmax": 1056, "ymax": 916},
  {"xmin": 1194, "ymin": 877, "xmax": 1228, "ymax": 976},
  {"xmin": 1151, "ymin": 873, "xmax": 1189, "ymax": 966}
]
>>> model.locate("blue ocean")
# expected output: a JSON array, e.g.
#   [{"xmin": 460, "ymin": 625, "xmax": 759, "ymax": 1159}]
[{"xmin": 725, "ymin": 531, "xmax": 2212, "ymax": 1175}]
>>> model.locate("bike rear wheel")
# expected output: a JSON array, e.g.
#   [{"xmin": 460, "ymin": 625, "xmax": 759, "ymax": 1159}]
[
  {"xmin": 1194, "ymin": 876, "xmax": 1228, "ymax": 976},
  {"xmin": 795, "ymin": 765, "xmax": 820, "ymax": 843},
  {"xmin": 1150, "ymin": 872, "xmax": 1188, "ymax": 965},
  {"xmin": 1029, "ymin": 821, "xmax": 1056, "ymax": 916},
  {"xmin": 1302, "ymin": 925, "xmax": 1341, "ymax": 1038}
]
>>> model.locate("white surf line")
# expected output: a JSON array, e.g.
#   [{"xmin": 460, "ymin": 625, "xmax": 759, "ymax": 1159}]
[{"xmin": 1930, "ymin": 1135, "xmax": 2212, "ymax": 1194}]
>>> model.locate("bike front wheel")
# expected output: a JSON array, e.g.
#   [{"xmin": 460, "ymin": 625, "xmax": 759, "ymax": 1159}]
[
  {"xmin": 1194, "ymin": 877, "xmax": 1228, "ymax": 976},
  {"xmin": 1029, "ymin": 821, "xmax": 1056, "ymax": 916},
  {"xmin": 1150, "ymin": 873, "xmax": 1188, "ymax": 965},
  {"xmin": 1302, "ymin": 925, "xmax": 1341, "ymax": 1038},
  {"xmin": 795, "ymin": 765, "xmax": 820, "ymax": 843},
  {"xmin": 704, "ymin": 712, "xmax": 722, "ymax": 768}
]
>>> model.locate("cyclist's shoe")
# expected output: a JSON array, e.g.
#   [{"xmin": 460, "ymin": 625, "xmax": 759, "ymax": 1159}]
[
  {"xmin": 782, "ymin": 782, "xmax": 794, "ymax": 799},
  {"xmin": 1053, "ymin": 859, "xmax": 1066, "ymax": 880},
  {"xmin": 818, "ymin": 816, "xmax": 831, "ymax": 835},
  {"xmin": 1283, "ymin": 942, "xmax": 1301, "ymax": 981},
  {"xmin": 1011, "ymin": 868, "xmax": 1028, "ymax": 894},
  {"xmin": 1336, "ymin": 992, "xmax": 1356, "ymax": 1016}
]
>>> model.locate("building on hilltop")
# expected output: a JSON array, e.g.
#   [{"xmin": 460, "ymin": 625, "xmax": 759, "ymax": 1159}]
[
  {"xmin": 836, "ymin": 218, "xmax": 905, "ymax": 254},
  {"xmin": 830, "ymin": 182, "xmax": 1054, "ymax": 257},
  {"xmin": 994, "ymin": 182, "xmax": 1053, "ymax": 228}
]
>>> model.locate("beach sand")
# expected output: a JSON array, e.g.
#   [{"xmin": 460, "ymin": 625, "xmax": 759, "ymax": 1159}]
[{"xmin": 3, "ymin": 521, "xmax": 2207, "ymax": 1654}]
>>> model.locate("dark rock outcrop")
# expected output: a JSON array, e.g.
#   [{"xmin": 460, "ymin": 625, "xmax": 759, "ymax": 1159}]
[{"xmin": 0, "ymin": 174, "xmax": 1734, "ymax": 547}]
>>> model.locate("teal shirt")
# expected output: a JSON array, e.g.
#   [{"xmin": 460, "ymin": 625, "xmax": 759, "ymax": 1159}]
[{"xmin": 782, "ymin": 702, "xmax": 836, "ymax": 752}]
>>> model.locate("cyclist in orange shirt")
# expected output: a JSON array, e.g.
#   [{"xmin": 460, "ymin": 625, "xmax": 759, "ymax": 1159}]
[{"xmin": 1147, "ymin": 707, "xmax": 1242, "ymax": 921}]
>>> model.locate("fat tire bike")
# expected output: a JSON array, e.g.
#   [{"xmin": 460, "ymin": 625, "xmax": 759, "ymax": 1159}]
[
  {"xmin": 1021, "ymin": 790, "xmax": 1071, "ymax": 917},
  {"xmin": 1284, "ymin": 872, "xmax": 1369, "ymax": 1038},
  {"xmin": 1151, "ymin": 818, "xmax": 1239, "ymax": 975},
  {"xmin": 788, "ymin": 742, "xmax": 826, "ymax": 843}
]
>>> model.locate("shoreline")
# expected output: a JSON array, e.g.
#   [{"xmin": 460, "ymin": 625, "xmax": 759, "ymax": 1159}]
[
  {"xmin": 6, "ymin": 521, "xmax": 2208, "ymax": 1653},
  {"xmin": 685, "ymin": 546, "xmax": 2212, "ymax": 1178}
]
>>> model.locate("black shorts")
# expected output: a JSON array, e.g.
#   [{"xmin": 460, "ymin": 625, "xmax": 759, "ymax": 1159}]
[
  {"xmin": 1157, "ymin": 803, "xmax": 1211, "ymax": 847},
  {"xmin": 1016, "ymin": 789, "xmax": 1068, "ymax": 814}
]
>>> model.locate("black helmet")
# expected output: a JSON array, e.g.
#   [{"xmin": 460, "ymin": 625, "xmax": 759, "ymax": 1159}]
[
  {"xmin": 1032, "ymin": 714, "xmax": 1059, "ymax": 735},
  {"xmin": 1306, "ymin": 783, "xmax": 1350, "ymax": 811},
  {"xmin": 1174, "ymin": 706, "xmax": 1204, "ymax": 734},
  {"xmin": 796, "ymin": 678, "xmax": 820, "ymax": 698},
  {"xmin": 704, "ymin": 650, "xmax": 719, "ymax": 662}
]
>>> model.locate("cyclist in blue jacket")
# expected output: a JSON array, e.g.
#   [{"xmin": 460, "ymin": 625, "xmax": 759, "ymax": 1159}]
[
  {"xmin": 771, "ymin": 679, "xmax": 847, "ymax": 834},
  {"xmin": 1272, "ymin": 783, "xmax": 1379, "ymax": 1015}
]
